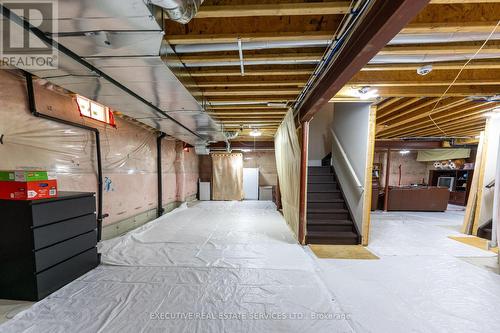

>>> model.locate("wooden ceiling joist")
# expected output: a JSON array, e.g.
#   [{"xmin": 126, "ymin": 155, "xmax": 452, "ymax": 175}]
[
  {"xmin": 194, "ymin": 2, "xmax": 351, "ymax": 18},
  {"xmin": 198, "ymin": 89, "xmax": 301, "ymax": 97},
  {"xmin": 363, "ymin": 59, "xmax": 500, "ymax": 71},
  {"xmin": 184, "ymin": 68, "xmax": 314, "ymax": 77},
  {"xmin": 338, "ymin": 85, "xmax": 500, "ymax": 98}
]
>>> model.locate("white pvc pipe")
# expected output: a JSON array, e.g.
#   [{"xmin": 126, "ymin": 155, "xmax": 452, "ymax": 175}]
[
  {"xmin": 174, "ymin": 40, "xmax": 331, "ymax": 53},
  {"xmin": 237, "ymin": 38, "xmax": 245, "ymax": 76}
]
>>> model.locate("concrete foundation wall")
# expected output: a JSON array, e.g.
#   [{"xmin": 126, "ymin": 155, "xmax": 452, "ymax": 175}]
[{"xmin": 0, "ymin": 69, "xmax": 198, "ymax": 229}]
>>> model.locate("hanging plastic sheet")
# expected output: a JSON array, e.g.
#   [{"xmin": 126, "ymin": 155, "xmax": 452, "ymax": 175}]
[
  {"xmin": 274, "ymin": 110, "xmax": 301, "ymax": 237},
  {"xmin": 211, "ymin": 153, "xmax": 244, "ymax": 201}
]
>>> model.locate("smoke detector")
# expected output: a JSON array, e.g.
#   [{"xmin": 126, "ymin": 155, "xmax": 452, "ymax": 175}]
[{"xmin": 417, "ymin": 64, "xmax": 433, "ymax": 76}]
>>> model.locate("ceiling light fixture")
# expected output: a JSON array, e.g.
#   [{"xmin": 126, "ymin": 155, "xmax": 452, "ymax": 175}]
[
  {"xmin": 399, "ymin": 150, "xmax": 411, "ymax": 155},
  {"xmin": 417, "ymin": 64, "xmax": 433, "ymax": 76},
  {"xmin": 249, "ymin": 129, "xmax": 262, "ymax": 137},
  {"xmin": 355, "ymin": 86, "xmax": 379, "ymax": 100}
]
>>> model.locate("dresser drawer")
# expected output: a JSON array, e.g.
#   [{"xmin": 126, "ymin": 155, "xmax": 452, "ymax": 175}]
[
  {"xmin": 33, "ymin": 213, "xmax": 96, "ymax": 250},
  {"xmin": 31, "ymin": 195, "xmax": 96, "ymax": 227},
  {"xmin": 35, "ymin": 230, "xmax": 97, "ymax": 272},
  {"xmin": 36, "ymin": 247, "xmax": 99, "ymax": 300}
]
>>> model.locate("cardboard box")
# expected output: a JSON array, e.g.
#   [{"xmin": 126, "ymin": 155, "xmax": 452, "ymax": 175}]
[
  {"xmin": 0, "ymin": 170, "xmax": 57, "ymax": 182},
  {"xmin": 0, "ymin": 180, "xmax": 58, "ymax": 200}
]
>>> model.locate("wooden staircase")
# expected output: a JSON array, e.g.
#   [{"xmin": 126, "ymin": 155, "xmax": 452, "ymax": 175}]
[{"xmin": 306, "ymin": 166, "xmax": 360, "ymax": 245}]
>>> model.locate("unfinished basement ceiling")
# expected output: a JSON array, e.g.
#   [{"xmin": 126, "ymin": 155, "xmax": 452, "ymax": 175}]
[{"xmin": 164, "ymin": 0, "xmax": 500, "ymax": 140}]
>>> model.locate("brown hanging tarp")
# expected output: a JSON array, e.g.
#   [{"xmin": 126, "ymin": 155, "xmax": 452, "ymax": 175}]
[{"xmin": 211, "ymin": 152, "xmax": 244, "ymax": 201}]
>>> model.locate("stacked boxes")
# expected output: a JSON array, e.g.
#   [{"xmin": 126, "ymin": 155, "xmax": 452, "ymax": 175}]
[{"xmin": 0, "ymin": 171, "xmax": 58, "ymax": 200}]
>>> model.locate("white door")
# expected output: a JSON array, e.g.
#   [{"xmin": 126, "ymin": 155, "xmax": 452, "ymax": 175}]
[{"xmin": 243, "ymin": 168, "xmax": 259, "ymax": 200}]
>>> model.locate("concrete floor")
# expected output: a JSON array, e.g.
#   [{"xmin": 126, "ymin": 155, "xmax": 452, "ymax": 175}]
[{"xmin": 309, "ymin": 206, "xmax": 500, "ymax": 333}]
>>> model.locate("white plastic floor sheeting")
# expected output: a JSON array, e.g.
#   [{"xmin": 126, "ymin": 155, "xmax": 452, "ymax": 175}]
[
  {"xmin": 1, "ymin": 201, "xmax": 354, "ymax": 333},
  {"xmin": 309, "ymin": 209, "xmax": 500, "ymax": 333}
]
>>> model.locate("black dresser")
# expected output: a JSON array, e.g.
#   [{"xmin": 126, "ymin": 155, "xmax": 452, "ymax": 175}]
[{"xmin": 0, "ymin": 191, "xmax": 100, "ymax": 301}]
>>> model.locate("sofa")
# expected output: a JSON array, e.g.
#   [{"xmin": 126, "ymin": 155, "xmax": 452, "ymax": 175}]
[{"xmin": 386, "ymin": 186, "xmax": 450, "ymax": 212}]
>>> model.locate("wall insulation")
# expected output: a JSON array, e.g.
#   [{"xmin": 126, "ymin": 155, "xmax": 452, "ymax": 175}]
[{"xmin": 0, "ymin": 69, "xmax": 198, "ymax": 226}]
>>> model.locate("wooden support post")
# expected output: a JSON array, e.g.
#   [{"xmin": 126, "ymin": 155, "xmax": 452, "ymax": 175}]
[
  {"xmin": 299, "ymin": 121, "xmax": 310, "ymax": 244},
  {"xmin": 362, "ymin": 106, "xmax": 377, "ymax": 245},
  {"xmin": 383, "ymin": 148, "xmax": 391, "ymax": 211}
]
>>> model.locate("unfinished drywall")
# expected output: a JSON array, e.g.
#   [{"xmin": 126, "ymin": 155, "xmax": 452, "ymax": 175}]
[
  {"xmin": 374, "ymin": 151, "xmax": 429, "ymax": 187},
  {"xmin": 308, "ymin": 103, "xmax": 334, "ymax": 165},
  {"xmin": 199, "ymin": 151, "xmax": 277, "ymax": 186},
  {"xmin": 0, "ymin": 69, "xmax": 198, "ymax": 226},
  {"xmin": 331, "ymin": 102, "xmax": 372, "ymax": 232}
]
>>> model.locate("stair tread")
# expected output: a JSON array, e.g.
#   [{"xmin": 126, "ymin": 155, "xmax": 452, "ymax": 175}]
[
  {"xmin": 308, "ymin": 208, "xmax": 348, "ymax": 213},
  {"xmin": 307, "ymin": 231, "xmax": 358, "ymax": 238},
  {"xmin": 308, "ymin": 199, "xmax": 344, "ymax": 203},
  {"xmin": 307, "ymin": 219, "xmax": 353, "ymax": 225}
]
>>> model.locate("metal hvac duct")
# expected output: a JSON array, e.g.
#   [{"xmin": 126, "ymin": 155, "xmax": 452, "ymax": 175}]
[
  {"xmin": 1, "ymin": 0, "xmax": 224, "ymax": 145},
  {"xmin": 150, "ymin": 0, "xmax": 204, "ymax": 24}
]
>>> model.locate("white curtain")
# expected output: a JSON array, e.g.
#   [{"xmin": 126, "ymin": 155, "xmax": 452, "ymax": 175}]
[
  {"xmin": 211, "ymin": 152, "xmax": 244, "ymax": 201},
  {"xmin": 274, "ymin": 110, "xmax": 301, "ymax": 237}
]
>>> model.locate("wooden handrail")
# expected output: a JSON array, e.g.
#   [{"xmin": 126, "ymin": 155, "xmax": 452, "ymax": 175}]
[{"xmin": 331, "ymin": 128, "xmax": 364, "ymax": 191}]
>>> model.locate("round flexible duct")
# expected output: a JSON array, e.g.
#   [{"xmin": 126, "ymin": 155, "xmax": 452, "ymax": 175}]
[{"xmin": 150, "ymin": 0, "xmax": 204, "ymax": 24}]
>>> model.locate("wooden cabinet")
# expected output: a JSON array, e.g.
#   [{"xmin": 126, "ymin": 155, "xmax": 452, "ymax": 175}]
[
  {"xmin": 449, "ymin": 191, "xmax": 466, "ymax": 205},
  {"xmin": 0, "ymin": 192, "xmax": 100, "ymax": 301},
  {"xmin": 428, "ymin": 170, "xmax": 473, "ymax": 206}
]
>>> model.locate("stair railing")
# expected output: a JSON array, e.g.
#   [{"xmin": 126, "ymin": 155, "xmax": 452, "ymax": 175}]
[{"xmin": 331, "ymin": 128, "xmax": 364, "ymax": 192}]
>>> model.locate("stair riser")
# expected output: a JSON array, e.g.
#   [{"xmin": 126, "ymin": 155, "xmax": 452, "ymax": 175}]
[
  {"xmin": 306, "ymin": 236, "xmax": 358, "ymax": 245},
  {"xmin": 307, "ymin": 225, "xmax": 354, "ymax": 232},
  {"xmin": 308, "ymin": 202, "xmax": 345, "ymax": 209},
  {"xmin": 308, "ymin": 192, "xmax": 342, "ymax": 200},
  {"xmin": 308, "ymin": 167, "xmax": 331, "ymax": 175},
  {"xmin": 308, "ymin": 212, "xmax": 349, "ymax": 220},
  {"xmin": 308, "ymin": 183, "xmax": 338, "ymax": 192},
  {"xmin": 308, "ymin": 175, "xmax": 334, "ymax": 183}
]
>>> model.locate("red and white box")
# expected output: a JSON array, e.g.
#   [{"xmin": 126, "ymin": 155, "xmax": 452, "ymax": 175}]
[{"xmin": 0, "ymin": 180, "xmax": 58, "ymax": 200}]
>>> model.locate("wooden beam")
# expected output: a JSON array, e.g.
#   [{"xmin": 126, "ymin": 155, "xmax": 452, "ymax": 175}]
[
  {"xmin": 195, "ymin": 2, "xmax": 350, "ymax": 18},
  {"xmin": 351, "ymin": 79, "xmax": 500, "ymax": 87},
  {"xmin": 179, "ymin": 52, "xmax": 322, "ymax": 64},
  {"xmin": 362, "ymin": 60, "xmax": 500, "ymax": 71},
  {"xmin": 378, "ymin": 98, "xmax": 467, "ymax": 126},
  {"xmin": 184, "ymin": 68, "xmax": 314, "ymax": 77},
  {"xmin": 298, "ymin": 0, "xmax": 431, "ymax": 122},
  {"xmin": 378, "ymin": 41, "xmax": 500, "ymax": 55},
  {"xmin": 299, "ymin": 121, "xmax": 310, "ymax": 245},
  {"xmin": 167, "ymin": 31, "xmax": 334, "ymax": 45},
  {"xmin": 429, "ymin": 0, "xmax": 500, "ymax": 4},
  {"xmin": 377, "ymin": 97, "xmax": 422, "ymax": 118},
  {"xmin": 198, "ymin": 88, "xmax": 301, "ymax": 97},
  {"xmin": 402, "ymin": 21, "xmax": 500, "ymax": 34},
  {"xmin": 187, "ymin": 80, "xmax": 306, "ymax": 88},
  {"xmin": 378, "ymin": 102, "xmax": 495, "ymax": 137},
  {"xmin": 375, "ymin": 140, "xmax": 443, "ymax": 149},
  {"xmin": 336, "ymin": 85, "xmax": 500, "ymax": 98},
  {"xmin": 383, "ymin": 149, "xmax": 391, "ymax": 211}
]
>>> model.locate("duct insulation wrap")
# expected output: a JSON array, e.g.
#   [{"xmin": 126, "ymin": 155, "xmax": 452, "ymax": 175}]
[{"xmin": 151, "ymin": 0, "xmax": 204, "ymax": 24}]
